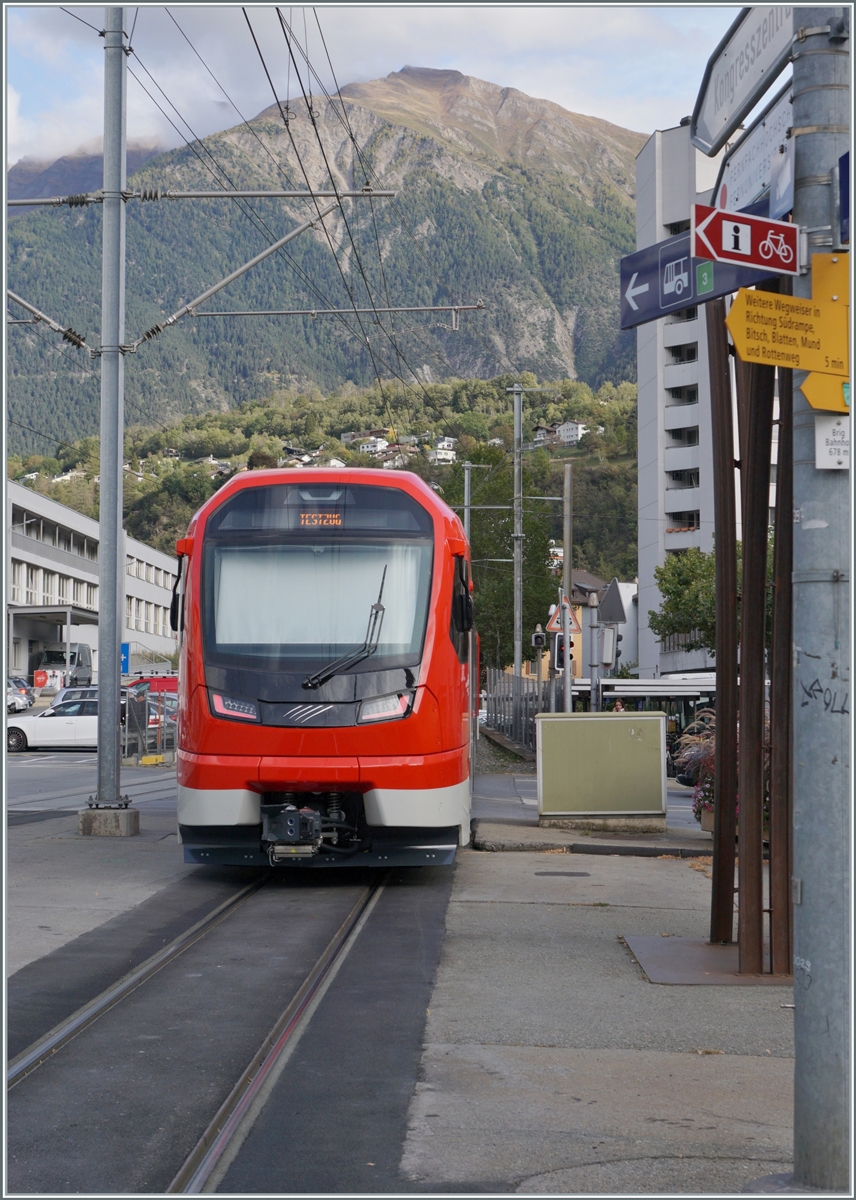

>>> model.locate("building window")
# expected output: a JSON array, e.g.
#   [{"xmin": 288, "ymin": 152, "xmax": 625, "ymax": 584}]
[
  {"xmin": 126, "ymin": 595, "xmax": 134, "ymax": 629},
  {"xmin": 87, "ymin": 583, "xmax": 98, "ymax": 610},
  {"xmin": 135, "ymin": 598, "xmax": 143, "ymax": 631},
  {"xmin": 26, "ymin": 566, "xmax": 40, "ymax": 605},
  {"xmin": 73, "ymin": 579, "xmax": 85, "ymax": 606},
  {"xmin": 155, "ymin": 567, "xmax": 163, "ymax": 589},
  {"xmin": 146, "ymin": 563, "xmax": 155, "ymax": 584},
  {"xmin": 145, "ymin": 602, "xmax": 153, "ymax": 633},
  {"xmin": 12, "ymin": 639, "xmax": 22, "ymax": 670},
  {"xmin": 11, "ymin": 561, "xmax": 23, "ymax": 603},
  {"xmin": 127, "ymin": 556, "xmax": 135, "ymax": 575},
  {"xmin": 42, "ymin": 571, "xmax": 57, "ymax": 604},
  {"xmin": 58, "ymin": 575, "xmax": 72, "ymax": 603}
]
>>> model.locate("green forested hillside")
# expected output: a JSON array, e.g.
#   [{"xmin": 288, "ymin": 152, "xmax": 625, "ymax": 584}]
[
  {"xmin": 7, "ymin": 69, "xmax": 642, "ymax": 457},
  {"xmin": 10, "ymin": 373, "xmax": 636, "ymax": 658}
]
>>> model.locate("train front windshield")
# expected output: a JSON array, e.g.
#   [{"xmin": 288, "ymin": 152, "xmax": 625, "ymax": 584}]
[{"xmin": 202, "ymin": 483, "xmax": 434, "ymax": 672}]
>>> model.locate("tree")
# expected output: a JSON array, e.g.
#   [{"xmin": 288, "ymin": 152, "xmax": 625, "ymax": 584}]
[
  {"xmin": 648, "ymin": 548, "xmax": 717, "ymax": 654},
  {"xmin": 648, "ymin": 535, "xmax": 776, "ymax": 657}
]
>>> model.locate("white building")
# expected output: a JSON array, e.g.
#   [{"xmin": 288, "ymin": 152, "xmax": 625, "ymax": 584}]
[
  {"xmin": 427, "ymin": 447, "xmax": 457, "ymax": 465},
  {"xmin": 7, "ymin": 479, "xmax": 179, "ymax": 683},
  {"xmin": 555, "ymin": 421, "xmax": 590, "ymax": 446},
  {"xmin": 358, "ymin": 437, "xmax": 389, "ymax": 456},
  {"xmin": 635, "ymin": 122, "xmax": 723, "ymax": 678},
  {"xmin": 434, "ymin": 436, "xmax": 457, "ymax": 451}
]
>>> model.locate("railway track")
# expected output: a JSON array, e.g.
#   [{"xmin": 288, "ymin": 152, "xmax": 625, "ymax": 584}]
[{"xmin": 6, "ymin": 865, "xmax": 443, "ymax": 1195}]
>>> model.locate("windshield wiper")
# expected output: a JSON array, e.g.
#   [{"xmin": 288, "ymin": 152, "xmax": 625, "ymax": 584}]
[{"xmin": 303, "ymin": 567, "xmax": 387, "ymax": 690}]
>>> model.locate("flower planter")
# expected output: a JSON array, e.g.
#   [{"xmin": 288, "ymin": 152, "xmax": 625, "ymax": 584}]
[{"xmin": 700, "ymin": 808, "xmax": 715, "ymax": 833}]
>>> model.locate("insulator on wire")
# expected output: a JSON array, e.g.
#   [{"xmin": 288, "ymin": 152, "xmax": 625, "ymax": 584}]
[
  {"xmin": 140, "ymin": 323, "xmax": 164, "ymax": 343},
  {"xmin": 62, "ymin": 328, "xmax": 87, "ymax": 349},
  {"xmin": 66, "ymin": 194, "xmax": 90, "ymax": 208},
  {"xmin": 139, "ymin": 187, "xmax": 162, "ymax": 203}
]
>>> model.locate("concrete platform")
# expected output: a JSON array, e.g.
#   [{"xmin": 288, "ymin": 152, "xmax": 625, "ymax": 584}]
[{"xmin": 402, "ymin": 848, "xmax": 795, "ymax": 1194}]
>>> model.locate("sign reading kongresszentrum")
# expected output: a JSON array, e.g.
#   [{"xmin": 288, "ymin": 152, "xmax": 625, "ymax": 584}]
[{"xmin": 691, "ymin": 6, "xmax": 794, "ymax": 156}]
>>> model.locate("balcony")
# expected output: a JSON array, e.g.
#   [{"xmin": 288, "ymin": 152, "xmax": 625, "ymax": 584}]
[
  {"xmin": 663, "ymin": 360, "xmax": 699, "ymax": 390},
  {"xmin": 664, "ymin": 444, "xmax": 700, "ymax": 473},
  {"xmin": 665, "ymin": 402, "xmax": 700, "ymax": 432},
  {"xmin": 663, "ymin": 319, "xmax": 700, "ymax": 347},
  {"xmin": 664, "ymin": 527, "xmax": 701, "ymax": 550},
  {"xmin": 664, "ymin": 486, "xmax": 701, "ymax": 514}
]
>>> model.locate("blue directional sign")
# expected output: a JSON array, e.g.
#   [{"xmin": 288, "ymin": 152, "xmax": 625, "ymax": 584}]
[
  {"xmin": 620, "ymin": 231, "xmax": 777, "ymax": 330},
  {"xmin": 120, "ymin": 642, "xmax": 130, "ymax": 673}
]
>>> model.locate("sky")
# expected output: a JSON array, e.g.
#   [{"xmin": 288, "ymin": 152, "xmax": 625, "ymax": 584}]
[{"xmin": 5, "ymin": 4, "xmax": 743, "ymax": 167}]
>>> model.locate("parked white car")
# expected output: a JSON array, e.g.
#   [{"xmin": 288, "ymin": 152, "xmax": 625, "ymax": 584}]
[
  {"xmin": 7, "ymin": 685, "xmax": 28, "ymax": 714},
  {"xmin": 7, "ymin": 698, "xmax": 101, "ymax": 752}
]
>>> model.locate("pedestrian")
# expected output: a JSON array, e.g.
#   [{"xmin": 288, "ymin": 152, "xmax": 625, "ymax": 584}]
[{"xmin": 613, "ymin": 698, "xmax": 625, "ymax": 712}]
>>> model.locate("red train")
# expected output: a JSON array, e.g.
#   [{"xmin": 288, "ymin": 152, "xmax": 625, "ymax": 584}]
[{"xmin": 172, "ymin": 469, "xmax": 474, "ymax": 867}]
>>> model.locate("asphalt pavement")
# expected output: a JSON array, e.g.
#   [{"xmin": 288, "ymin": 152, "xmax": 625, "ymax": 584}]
[{"xmin": 6, "ymin": 750, "xmax": 793, "ymax": 1193}]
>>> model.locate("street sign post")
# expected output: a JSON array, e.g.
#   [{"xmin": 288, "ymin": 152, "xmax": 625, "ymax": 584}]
[
  {"xmin": 693, "ymin": 203, "xmax": 800, "ymax": 274},
  {"xmin": 620, "ymin": 232, "xmax": 774, "ymax": 330},
  {"xmin": 690, "ymin": 5, "xmax": 794, "ymax": 156},
  {"xmin": 711, "ymin": 81, "xmax": 793, "ymax": 213},
  {"xmin": 725, "ymin": 288, "xmax": 850, "ymax": 375}
]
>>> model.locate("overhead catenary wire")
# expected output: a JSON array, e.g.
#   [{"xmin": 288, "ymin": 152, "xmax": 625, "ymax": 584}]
[
  {"xmin": 273, "ymin": 7, "xmax": 460, "ymax": 433},
  {"xmin": 124, "ymin": 37, "xmax": 434, "ymax": 402}
]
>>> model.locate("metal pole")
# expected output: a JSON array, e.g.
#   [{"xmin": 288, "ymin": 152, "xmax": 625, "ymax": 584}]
[
  {"xmin": 95, "ymin": 6, "xmax": 127, "ymax": 807},
  {"xmin": 588, "ymin": 593, "xmax": 600, "ymax": 712},
  {"xmin": 535, "ymin": 624, "xmax": 543, "ymax": 714},
  {"xmin": 561, "ymin": 592, "xmax": 571, "ymax": 713},
  {"xmin": 463, "ymin": 462, "xmax": 472, "ymax": 541},
  {"xmin": 769, "ymin": 357, "xmax": 793, "ymax": 976},
  {"xmin": 562, "ymin": 463, "xmax": 573, "ymax": 599},
  {"xmin": 562, "ymin": 464, "xmax": 573, "ymax": 713},
  {"xmin": 706, "ymin": 297, "xmax": 739, "ymax": 945},
  {"xmin": 512, "ymin": 384, "xmax": 523, "ymax": 742},
  {"xmin": 790, "ymin": 11, "xmax": 850, "ymax": 1188}
]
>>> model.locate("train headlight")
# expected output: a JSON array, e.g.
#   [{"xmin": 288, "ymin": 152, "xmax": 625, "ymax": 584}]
[
  {"xmin": 357, "ymin": 692, "xmax": 412, "ymax": 723},
  {"xmin": 209, "ymin": 692, "xmax": 260, "ymax": 722}
]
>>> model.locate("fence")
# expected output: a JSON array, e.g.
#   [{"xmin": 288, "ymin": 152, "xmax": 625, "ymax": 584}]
[
  {"xmin": 485, "ymin": 668, "xmax": 572, "ymax": 752},
  {"xmin": 122, "ymin": 688, "xmax": 177, "ymax": 762}
]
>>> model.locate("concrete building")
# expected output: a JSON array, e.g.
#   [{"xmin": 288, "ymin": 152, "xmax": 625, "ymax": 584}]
[
  {"xmin": 635, "ymin": 122, "xmax": 724, "ymax": 678},
  {"xmin": 7, "ymin": 479, "xmax": 179, "ymax": 684}
]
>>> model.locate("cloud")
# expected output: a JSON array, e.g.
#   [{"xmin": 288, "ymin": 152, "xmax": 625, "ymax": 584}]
[{"xmin": 6, "ymin": 4, "xmax": 742, "ymax": 164}]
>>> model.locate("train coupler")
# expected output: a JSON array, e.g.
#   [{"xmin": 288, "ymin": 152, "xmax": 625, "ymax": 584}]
[{"xmin": 262, "ymin": 804, "xmax": 322, "ymax": 861}]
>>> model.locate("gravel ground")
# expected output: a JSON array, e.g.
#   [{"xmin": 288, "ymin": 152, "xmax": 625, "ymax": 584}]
[{"xmin": 474, "ymin": 732, "xmax": 536, "ymax": 775}]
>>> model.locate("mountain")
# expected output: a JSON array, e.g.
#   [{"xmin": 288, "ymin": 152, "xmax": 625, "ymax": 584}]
[
  {"xmin": 6, "ymin": 67, "xmax": 646, "ymax": 455},
  {"xmin": 7, "ymin": 143, "xmax": 164, "ymax": 214}
]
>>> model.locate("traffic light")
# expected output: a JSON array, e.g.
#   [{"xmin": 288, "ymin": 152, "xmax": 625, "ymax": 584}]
[
  {"xmin": 615, "ymin": 633, "xmax": 624, "ymax": 662},
  {"xmin": 554, "ymin": 635, "xmax": 574, "ymax": 672},
  {"xmin": 531, "ymin": 624, "xmax": 546, "ymax": 649}
]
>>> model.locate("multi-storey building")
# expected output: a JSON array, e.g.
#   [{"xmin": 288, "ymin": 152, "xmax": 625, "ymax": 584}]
[
  {"xmin": 6, "ymin": 479, "xmax": 179, "ymax": 682},
  {"xmin": 635, "ymin": 121, "xmax": 724, "ymax": 678}
]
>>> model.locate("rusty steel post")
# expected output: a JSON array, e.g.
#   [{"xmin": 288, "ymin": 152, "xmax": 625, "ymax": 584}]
[
  {"xmin": 733, "ymin": 277, "xmax": 778, "ymax": 974},
  {"xmin": 705, "ymin": 298, "xmax": 739, "ymax": 945},
  {"xmin": 769, "ymin": 359, "xmax": 793, "ymax": 976}
]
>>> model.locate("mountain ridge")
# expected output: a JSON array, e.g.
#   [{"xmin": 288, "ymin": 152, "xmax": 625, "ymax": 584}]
[{"xmin": 7, "ymin": 66, "xmax": 642, "ymax": 454}]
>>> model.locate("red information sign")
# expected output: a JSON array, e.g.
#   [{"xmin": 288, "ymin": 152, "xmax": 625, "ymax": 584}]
[{"xmin": 692, "ymin": 203, "xmax": 800, "ymax": 275}]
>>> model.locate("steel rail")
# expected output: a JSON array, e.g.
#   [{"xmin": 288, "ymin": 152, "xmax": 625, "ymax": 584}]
[
  {"xmin": 168, "ymin": 876, "xmax": 386, "ymax": 1194},
  {"xmin": 7, "ymin": 875, "xmax": 269, "ymax": 1088}
]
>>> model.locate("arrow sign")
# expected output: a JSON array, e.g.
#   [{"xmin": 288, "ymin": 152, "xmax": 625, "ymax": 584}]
[
  {"xmin": 692, "ymin": 204, "xmax": 800, "ymax": 275},
  {"xmin": 725, "ymin": 289, "xmax": 850, "ymax": 376},
  {"xmin": 620, "ymin": 232, "xmax": 775, "ymax": 330},
  {"xmin": 624, "ymin": 273, "xmax": 649, "ymax": 312},
  {"xmin": 690, "ymin": 6, "xmax": 794, "ymax": 156}
]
